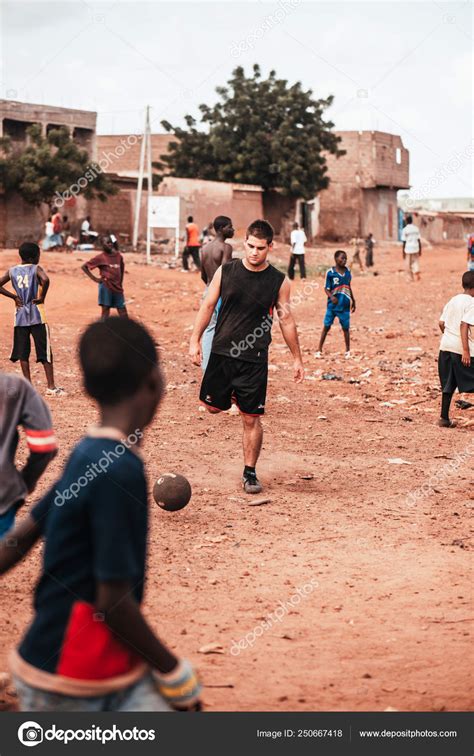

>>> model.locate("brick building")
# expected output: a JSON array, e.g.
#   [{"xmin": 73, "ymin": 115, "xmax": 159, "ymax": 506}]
[
  {"xmin": 317, "ymin": 131, "xmax": 410, "ymax": 241},
  {"xmin": 0, "ymin": 101, "xmax": 410, "ymax": 246}
]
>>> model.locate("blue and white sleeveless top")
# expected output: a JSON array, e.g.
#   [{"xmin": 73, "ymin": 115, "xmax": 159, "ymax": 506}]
[{"xmin": 9, "ymin": 264, "xmax": 46, "ymax": 327}]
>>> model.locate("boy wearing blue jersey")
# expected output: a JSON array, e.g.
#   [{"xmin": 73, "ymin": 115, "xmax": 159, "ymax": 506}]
[
  {"xmin": 0, "ymin": 243, "xmax": 63, "ymax": 396},
  {"xmin": 315, "ymin": 250, "xmax": 356, "ymax": 359}
]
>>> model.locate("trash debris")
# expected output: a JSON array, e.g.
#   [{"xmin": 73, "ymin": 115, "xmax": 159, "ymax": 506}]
[
  {"xmin": 322, "ymin": 373, "xmax": 343, "ymax": 381},
  {"xmin": 198, "ymin": 643, "xmax": 225, "ymax": 655},
  {"xmin": 388, "ymin": 458, "xmax": 412, "ymax": 465}
]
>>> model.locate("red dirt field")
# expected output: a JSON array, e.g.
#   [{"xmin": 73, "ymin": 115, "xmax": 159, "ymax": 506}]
[{"xmin": 0, "ymin": 240, "xmax": 472, "ymax": 713}]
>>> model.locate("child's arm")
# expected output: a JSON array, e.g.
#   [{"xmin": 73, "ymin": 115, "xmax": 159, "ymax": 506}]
[
  {"xmin": 460, "ymin": 322, "xmax": 471, "ymax": 366},
  {"xmin": 0, "ymin": 270, "xmax": 21, "ymax": 306},
  {"xmin": 439, "ymin": 320, "xmax": 445, "ymax": 333},
  {"xmin": 349, "ymin": 284, "xmax": 356, "ymax": 313},
  {"xmin": 0, "ymin": 516, "xmax": 42, "ymax": 574},
  {"xmin": 81, "ymin": 262, "xmax": 101, "ymax": 284},
  {"xmin": 34, "ymin": 266, "xmax": 50, "ymax": 304},
  {"xmin": 96, "ymin": 580, "xmax": 201, "ymax": 710}
]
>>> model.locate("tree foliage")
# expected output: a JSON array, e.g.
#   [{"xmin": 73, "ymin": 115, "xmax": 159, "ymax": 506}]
[
  {"xmin": 159, "ymin": 65, "xmax": 344, "ymax": 199},
  {"xmin": 0, "ymin": 124, "xmax": 117, "ymax": 208}
]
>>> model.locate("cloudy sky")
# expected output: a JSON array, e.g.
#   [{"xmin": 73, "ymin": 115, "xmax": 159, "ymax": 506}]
[{"xmin": 1, "ymin": 1, "xmax": 472, "ymax": 198}]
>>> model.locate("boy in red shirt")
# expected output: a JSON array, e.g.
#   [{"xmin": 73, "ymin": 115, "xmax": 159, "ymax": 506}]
[{"xmin": 81, "ymin": 235, "xmax": 128, "ymax": 319}]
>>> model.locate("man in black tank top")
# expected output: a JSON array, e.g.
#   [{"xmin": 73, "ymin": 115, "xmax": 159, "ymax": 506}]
[{"xmin": 190, "ymin": 220, "xmax": 304, "ymax": 494}]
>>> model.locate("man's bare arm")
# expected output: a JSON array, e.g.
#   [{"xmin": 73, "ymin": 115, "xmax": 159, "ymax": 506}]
[
  {"xmin": 275, "ymin": 278, "xmax": 304, "ymax": 383},
  {"xmin": 35, "ymin": 266, "xmax": 50, "ymax": 304},
  {"xmin": 189, "ymin": 267, "xmax": 222, "ymax": 365}
]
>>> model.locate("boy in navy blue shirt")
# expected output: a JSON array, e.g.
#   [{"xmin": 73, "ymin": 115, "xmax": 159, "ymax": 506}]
[
  {"xmin": 0, "ymin": 318, "xmax": 201, "ymax": 712},
  {"xmin": 315, "ymin": 250, "xmax": 356, "ymax": 359}
]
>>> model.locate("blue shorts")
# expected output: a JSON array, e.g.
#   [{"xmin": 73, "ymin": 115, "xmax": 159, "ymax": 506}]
[
  {"xmin": 468, "ymin": 259, "xmax": 474, "ymax": 272},
  {"xmin": 324, "ymin": 305, "xmax": 350, "ymax": 330},
  {"xmin": 98, "ymin": 283, "xmax": 125, "ymax": 309}
]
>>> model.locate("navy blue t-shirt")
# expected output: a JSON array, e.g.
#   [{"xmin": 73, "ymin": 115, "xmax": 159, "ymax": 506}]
[{"xmin": 18, "ymin": 436, "xmax": 148, "ymax": 681}]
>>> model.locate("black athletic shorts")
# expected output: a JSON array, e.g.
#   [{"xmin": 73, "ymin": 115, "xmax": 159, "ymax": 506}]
[
  {"xmin": 200, "ymin": 353, "xmax": 268, "ymax": 415},
  {"xmin": 438, "ymin": 350, "xmax": 474, "ymax": 394},
  {"xmin": 10, "ymin": 324, "xmax": 52, "ymax": 364}
]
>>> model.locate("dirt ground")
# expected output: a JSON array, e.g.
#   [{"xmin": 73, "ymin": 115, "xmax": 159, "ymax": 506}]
[{"xmin": 0, "ymin": 239, "xmax": 472, "ymax": 713}]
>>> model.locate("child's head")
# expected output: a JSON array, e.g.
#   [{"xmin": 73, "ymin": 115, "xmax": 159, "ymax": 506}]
[
  {"xmin": 101, "ymin": 234, "xmax": 116, "ymax": 254},
  {"xmin": 213, "ymin": 215, "xmax": 234, "ymax": 239},
  {"xmin": 293, "ymin": 222, "xmax": 299, "ymax": 230},
  {"xmin": 462, "ymin": 270, "xmax": 474, "ymax": 294},
  {"xmin": 79, "ymin": 318, "xmax": 164, "ymax": 427},
  {"xmin": 334, "ymin": 249, "xmax": 347, "ymax": 267},
  {"xmin": 187, "ymin": 215, "xmax": 193, "ymax": 223},
  {"xmin": 405, "ymin": 215, "xmax": 413, "ymax": 224},
  {"xmin": 19, "ymin": 242, "xmax": 40, "ymax": 264}
]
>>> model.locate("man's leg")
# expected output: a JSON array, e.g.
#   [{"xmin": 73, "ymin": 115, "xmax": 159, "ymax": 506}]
[
  {"xmin": 191, "ymin": 247, "xmax": 201, "ymax": 271},
  {"xmin": 288, "ymin": 254, "xmax": 296, "ymax": 280},
  {"xmin": 299, "ymin": 255, "xmax": 306, "ymax": 279},
  {"xmin": 101, "ymin": 306, "xmax": 111, "ymax": 320},
  {"xmin": 182, "ymin": 248, "xmax": 190, "ymax": 271},
  {"xmin": 117, "ymin": 306, "xmax": 129, "ymax": 318},
  {"xmin": 241, "ymin": 414, "xmax": 263, "ymax": 467}
]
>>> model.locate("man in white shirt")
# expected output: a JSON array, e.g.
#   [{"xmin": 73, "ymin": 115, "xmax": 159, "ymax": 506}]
[
  {"xmin": 438, "ymin": 271, "xmax": 474, "ymax": 427},
  {"xmin": 401, "ymin": 215, "xmax": 422, "ymax": 281},
  {"xmin": 288, "ymin": 222, "xmax": 307, "ymax": 280}
]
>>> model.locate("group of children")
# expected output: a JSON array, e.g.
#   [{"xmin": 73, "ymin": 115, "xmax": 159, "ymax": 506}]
[{"xmin": 0, "ymin": 220, "xmax": 472, "ymax": 714}]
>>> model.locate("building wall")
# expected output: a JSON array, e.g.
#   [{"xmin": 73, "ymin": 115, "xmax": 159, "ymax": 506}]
[
  {"xmin": 96, "ymin": 134, "xmax": 173, "ymax": 175},
  {"xmin": 362, "ymin": 188, "xmax": 399, "ymax": 239},
  {"xmin": 0, "ymin": 100, "xmax": 97, "ymax": 159},
  {"xmin": 412, "ymin": 212, "xmax": 473, "ymax": 243}
]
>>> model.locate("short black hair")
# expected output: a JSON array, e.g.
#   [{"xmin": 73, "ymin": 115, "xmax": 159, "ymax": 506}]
[
  {"xmin": 187, "ymin": 216, "xmax": 193, "ymax": 223},
  {"xmin": 462, "ymin": 270, "xmax": 474, "ymax": 290},
  {"xmin": 19, "ymin": 242, "xmax": 40, "ymax": 263},
  {"xmin": 406, "ymin": 215, "xmax": 413, "ymax": 224},
  {"xmin": 79, "ymin": 318, "xmax": 162, "ymax": 406},
  {"xmin": 213, "ymin": 215, "xmax": 232, "ymax": 233},
  {"xmin": 334, "ymin": 249, "xmax": 347, "ymax": 260},
  {"xmin": 246, "ymin": 219, "xmax": 274, "ymax": 244},
  {"xmin": 293, "ymin": 222, "xmax": 299, "ymax": 229}
]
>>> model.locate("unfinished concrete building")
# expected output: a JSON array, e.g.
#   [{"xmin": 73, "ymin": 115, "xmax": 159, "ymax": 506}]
[{"xmin": 317, "ymin": 131, "xmax": 410, "ymax": 241}]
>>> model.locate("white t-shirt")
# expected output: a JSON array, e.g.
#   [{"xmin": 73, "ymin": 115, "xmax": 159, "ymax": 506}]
[
  {"xmin": 81, "ymin": 219, "xmax": 90, "ymax": 232},
  {"xmin": 401, "ymin": 223, "xmax": 421, "ymax": 254},
  {"xmin": 440, "ymin": 293, "xmax": 474, "ymax": 357},
  {"xmin": 291, "ymin": 228, "xmax": 307, "ymax": 255}
]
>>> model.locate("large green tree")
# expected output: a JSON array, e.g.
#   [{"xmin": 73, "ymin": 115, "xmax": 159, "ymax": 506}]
[
  {"xmin": 0, "ymin": 124, "xmax": 117, "ymax": 210},
  {"xmin": 160, "ymin": 65, "xmax": 344, "ymax": 199}
]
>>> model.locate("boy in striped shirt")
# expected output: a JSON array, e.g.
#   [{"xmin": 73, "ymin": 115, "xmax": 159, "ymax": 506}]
[{"xmin": 0, "ymin": 372, "xmax": 57, "ymax": 537}]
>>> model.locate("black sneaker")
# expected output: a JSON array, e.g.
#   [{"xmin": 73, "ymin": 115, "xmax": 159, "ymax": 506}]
[{"xmin": 242, "ymin": 472, "xmax": 262, "ymax": 494}]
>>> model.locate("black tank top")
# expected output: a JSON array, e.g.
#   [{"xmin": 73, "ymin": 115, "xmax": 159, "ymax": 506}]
[{"xmin": 211, "ymin": 259, "xmax": 285, "ymax": 363}]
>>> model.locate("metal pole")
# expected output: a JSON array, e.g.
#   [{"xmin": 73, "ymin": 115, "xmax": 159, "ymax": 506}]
[
  {"xmin": 132, "ymin": 108, "xmax": 147, "ymax": 251},
  {"xmin": 146, "ymin": 106, "xmax": 153, "ymax": 264}
]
